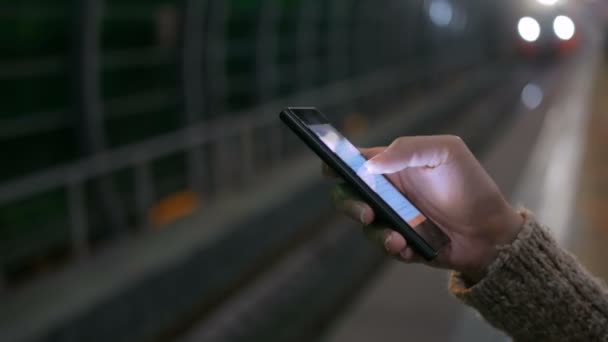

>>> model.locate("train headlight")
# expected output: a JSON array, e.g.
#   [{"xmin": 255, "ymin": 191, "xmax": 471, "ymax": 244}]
[
  {"xmin": 537, "ymin": 0, "xmax": 559, "ymax": 6},
  {"xmin": 553, "ymin": 15, "xmax": 575, "ymax": 40},
  {"xmin": 517, "ymin": 17, "xmax": 541, "ymax": 42}
]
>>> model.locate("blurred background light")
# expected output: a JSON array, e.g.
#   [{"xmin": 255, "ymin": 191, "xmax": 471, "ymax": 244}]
[
  {"xmin": 518, "ymin": 16, "xmax": 541, "ymax": 42},
  {"xmin": 537, "ymin": 0, "xmax": 559, "ymax": 6},
  {"xmin": 521, "ymin": 83, "xmax": 544, "ymax": 109},
  {"xmin": 553, "ymin": 15, "xmax": 576, "ymax": 40},
  {"xmin": 429, "ymin": 0, "xmax": 454, "ymax": 27}
]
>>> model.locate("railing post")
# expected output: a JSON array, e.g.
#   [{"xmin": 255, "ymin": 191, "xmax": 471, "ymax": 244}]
[
  {"xmin": 75, "ymin": 0, "xmax": 105, "ymax": 151},
  {"xmin": 296, "ymin": 0, "xmax": 319, "ymax": 90},
  {"xmin": 256, "ymin": 1, "xmax": 283, "ymax": 163},
  {"xmin": 67, "ymin": 176, "xmax": 90, "ymax": 260},
  {"xmin": 74, "ymin": 0, "xmax": 128, "ymax": 235},
  {"xmin": 256, "ymin": 0, "xmax": 281, "ymax": 104},
  {"xmin": 186, "ymin": 142, "xmax": 205, "ymax": 195},
  {"xmin": 352, "ymin": 0, "xmax": 369, "ymax": 81},
  {"xmin": 337, "ymin": 0, "xmax": 360, "ymax": 113},
  {"xmin": 206, "ymin": 0, "xmax": 230, "ymax": 117},
  {"xmin": 180, "ymin": 0, "xmax": 207, "ymax": 194},
  {"xmin": 212, "ymin": 135, "xmax": 234, "ymax": 195},
  {"xmin": 328, "ymin": 0, "xmax": 349, "ymax": 83},
  {"xmin": 135, "ymin": 162, "xmax": 155, "ymax": 228},
  {"xmin": 350, "ymin": 0, "xmax": 376, "ymax": 107},
  {"xmin": 240, "ymin": 125, "xmax": 255, "ymax": 185}
]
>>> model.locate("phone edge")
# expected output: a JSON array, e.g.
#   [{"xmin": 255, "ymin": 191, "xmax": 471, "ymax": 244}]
[{"xmin": 279, "ymin": 108, "xmax": 438, "ymax": 260}]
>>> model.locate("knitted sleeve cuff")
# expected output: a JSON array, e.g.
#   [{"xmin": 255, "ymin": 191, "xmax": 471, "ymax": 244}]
[
  {"xmin": 448, "ymin": 211, "xmax": 608, "ymax": 340},
  {"xmin": 449, "ymin": 210, "xmax": 536, "ymax": 297}
]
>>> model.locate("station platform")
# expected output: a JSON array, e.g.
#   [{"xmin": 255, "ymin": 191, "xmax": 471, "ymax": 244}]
[
  {"xmin": 324, "ymin": 36, "xmax": 605, "ymax": 341},
  {"xmin": 573, "ymin": 60, "xmax": 608, "ymax": 280},
  {"xmin": 2, "ymin": 2, "xmax": 606, "ymax": 342}
]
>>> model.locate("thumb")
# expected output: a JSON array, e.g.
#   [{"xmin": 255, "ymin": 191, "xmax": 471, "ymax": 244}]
[{"xmin": 364, "ymin": 136, "xmax": 452, "ymax": 174}]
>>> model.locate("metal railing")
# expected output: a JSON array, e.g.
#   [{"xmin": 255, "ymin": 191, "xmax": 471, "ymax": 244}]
[{"xmin": 0, "ymin": 0, "xmax": 493, "ymax": 292}]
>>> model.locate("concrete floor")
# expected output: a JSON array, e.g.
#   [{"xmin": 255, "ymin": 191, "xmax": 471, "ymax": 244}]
[{"xmin": 574, "ymin": 61, "xmax": 608, "ymax": 280}]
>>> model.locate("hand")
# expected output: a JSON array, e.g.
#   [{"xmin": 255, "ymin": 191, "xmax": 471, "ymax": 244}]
[{"xmin": 325, "ymin": 135, "xmax": 524, "ymax": 283}]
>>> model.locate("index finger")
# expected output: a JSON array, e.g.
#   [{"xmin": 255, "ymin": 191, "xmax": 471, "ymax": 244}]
[
  {"xmin": 360, "ymin": 146, "xmax": 387, "ymax": 159},
  {"xmin": 321, "ymin": 146, "xmax": 387, "ymax": 179}
]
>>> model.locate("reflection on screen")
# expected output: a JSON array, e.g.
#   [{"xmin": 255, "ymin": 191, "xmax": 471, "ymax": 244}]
[{"xmin": 309, "ymin": 124, "xmax": 426, "ymax": 227}]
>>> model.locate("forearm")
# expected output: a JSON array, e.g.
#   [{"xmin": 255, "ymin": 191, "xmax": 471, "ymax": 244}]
[{"xmin": 449, "ymin": 212, "xmax": 608, "ymax": 341}]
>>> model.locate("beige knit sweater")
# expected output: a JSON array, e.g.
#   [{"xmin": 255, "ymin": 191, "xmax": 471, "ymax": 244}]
[{"xmin": 449, "ymin": 213, "xmax": 608, "ymax": 341}]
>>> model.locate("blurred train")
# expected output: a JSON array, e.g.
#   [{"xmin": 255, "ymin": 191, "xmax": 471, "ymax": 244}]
[{"xmin": 514, "ymin": 0, "xmax": 580, "ymax": 59}]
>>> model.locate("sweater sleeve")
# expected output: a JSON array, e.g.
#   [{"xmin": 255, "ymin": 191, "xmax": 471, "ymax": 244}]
[{"xmin": 449, "ymin": 212, "xmax": 608, "ymax": 341}]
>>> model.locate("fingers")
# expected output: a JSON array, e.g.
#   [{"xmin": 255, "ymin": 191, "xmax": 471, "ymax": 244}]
[
  {"xmin": 321, "ymin": 146, "xmax": 386, "ymax": 179},
  {"xmin": 359, "ymin": 146, "xmax": 387, "ymax": 159},
  {"xmin": 363, "ymin": 226, "xmax": 420, "ymax": 263},
  {"xmin": 330, "ymin": 184, "xmax": 421, "ymax": 263},
  {"xmin": 364, "ymin": 135, "xmax": 458, "ymax": 174},
  {"xmin": 365, "ymin": 227, "xmax": 405, "ymax": 253},
  {"xmin": 398, "ymin": 247, "xmax": 423, "ymax": 263},
  {"xmin": 330, "ymin": 184, "xmax": 374, "ymax": 225}
]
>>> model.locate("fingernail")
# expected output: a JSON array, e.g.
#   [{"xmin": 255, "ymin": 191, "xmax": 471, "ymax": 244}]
[{"xmin": 384, "ymin": 234, "xmax": 393, "ymax": 252}]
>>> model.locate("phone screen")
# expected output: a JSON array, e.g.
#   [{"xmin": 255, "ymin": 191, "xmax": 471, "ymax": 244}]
[{"xmin": 308, "ymin": 123, "xmax": 427, "ymax": 228}]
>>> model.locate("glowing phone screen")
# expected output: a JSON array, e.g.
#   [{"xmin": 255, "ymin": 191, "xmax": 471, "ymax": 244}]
[{"xmin": 309, "ymin": 123, "xmax": 426, "ymax": 228}]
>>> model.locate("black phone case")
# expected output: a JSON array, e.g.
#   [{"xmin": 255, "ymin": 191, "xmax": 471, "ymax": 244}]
[{"xmin": 279, "ymin": 107, "xmax": 438, "ymax": 260}]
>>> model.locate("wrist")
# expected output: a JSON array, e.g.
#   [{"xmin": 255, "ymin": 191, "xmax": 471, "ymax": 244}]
[
  {"xmin": 492, "ymin": 206, "xmax": 525, "ymax": 246},
  {"xmin": 461, "ymin": 207, "xmax": 525, "ymax": 284}
]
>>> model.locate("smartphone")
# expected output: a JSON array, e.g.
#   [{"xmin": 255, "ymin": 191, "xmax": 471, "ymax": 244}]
[{"xmin": 280, "ymin": 107, "xmax": 448, "ymax": 260}]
